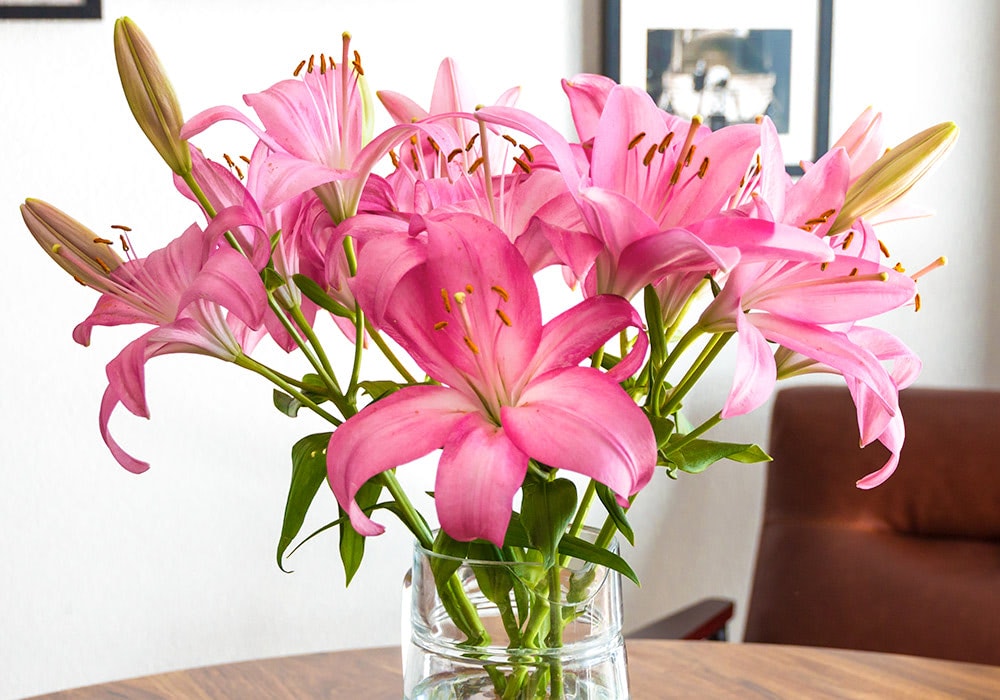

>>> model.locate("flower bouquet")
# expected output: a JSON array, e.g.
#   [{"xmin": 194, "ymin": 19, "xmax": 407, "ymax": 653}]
[{"xmin": 21, "ymin": 17, "xmax": 955, "ymax": 699}]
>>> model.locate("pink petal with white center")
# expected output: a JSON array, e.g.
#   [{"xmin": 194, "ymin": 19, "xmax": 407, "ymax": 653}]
[
  {"xmin": 73, "ymin": 295, "xmax": 160, "ymax": 346},
  {"xmin": 561, "ymin": 73, "xmax": 616, "ymax": 142},
  {"xmin": 779, "ymin": 147, "xmax": 849, "ymax": 234},
  {"xmin": 473, "ymin": 106, "xmax": 584, "ymax": 192},
  {"xmin": 502, "ymin": 367, "xmax": 655, "ymax": 503},
  {"xmin": 526, "ymin": 295, "xmax": 648, "ymax": 384},
  {"xmin": 659, "ymin": 123, "xmax": 761, "ymax": 229},
  {"xmin": 181, "ymin": 105, "xmax": 283, "ymax": 153},
  {"xmin": 855, "ymin": 410, "xmax": 903, "ymax": 489},
  {"xmin": 689, "ymin": 216, "xmax": 836, "ymax": 264},
  {"xmin": 377, "ymin": 90, "xmax": 430, "ymax": 124},
  {"xmin": 751, "ymin": 259, "xmax": 916, "ymax": 324},
  {"xmin": 177, "ymin": 247, "xmax": 268, "ymax": 330},
  {"xmin": 752, "ymin": 314, "xmax": 897, "ymax": 419},
  {"xmin": 349, "ymin": 227, "xmax": 428, "ymax": 328},
  {"xmin": 435, "ymin": 413, "xmax": 528, "ymax": 546},
  {"xmin": 251, "ymin": 151, "xmax": 356, "ymax": 211},
  {"xmin": 326, "ymin": 385, "xmax": 479, "ymax": 537},
  {"xmin": 421, "ymin": 213, "xmax": 542, "ymax": 384},
  {"xmin": 100, "ymin": 383, "xmax": 149, "ymax": 474},
  {"xmin": 847, "ymin": 326, "xmax": 922, "ymax": 389},
  {"xmin": 589, "ymin": 86, "xmax": 682, "ymax": 198},
  {"xmin": 721, "ymin": 311, "xmax": 778, "ymax": 418},
  {"xmin": 615, "ymin": 229, "xmax": 735, "ymax": 301}
]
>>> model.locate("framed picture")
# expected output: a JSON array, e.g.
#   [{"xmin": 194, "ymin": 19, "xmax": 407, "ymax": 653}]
[
  {"xmin": 0, "ymin": 0, "xmax": 100, "ymax": 19},
  {"xmin": 603, "ymin": 0, "xmax": 832, "ymax": 175}
]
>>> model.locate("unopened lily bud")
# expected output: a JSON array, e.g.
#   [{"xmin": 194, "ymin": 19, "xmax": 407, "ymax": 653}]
[
  {"xmin": 21, "ymin": 198, "xmax": 123, "ymax": 291},
  {"xmin": 114, "ymin": 17, "xmax": 191, "ymax": 175},
  {"xmin": 830, "ymin": 121, "xmax": 958, "ymax": 233}
]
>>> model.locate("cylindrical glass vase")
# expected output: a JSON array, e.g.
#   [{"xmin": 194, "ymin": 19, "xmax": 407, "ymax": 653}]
[{"xmin": 402, "ymin": 535, "xmax": 629, "ymax": 699}]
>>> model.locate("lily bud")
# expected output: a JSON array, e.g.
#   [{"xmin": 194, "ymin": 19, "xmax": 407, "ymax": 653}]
[
  {"xmin": 114, "ymin": 17, "xmax": 191, "ymax": 175},
  {"xmin": 830, "ymin": 121, "xmax": 958, "ymax": 234},
  {"xmin": 21, "ymin": 198, "xmax": 123, "ymax": 291}
]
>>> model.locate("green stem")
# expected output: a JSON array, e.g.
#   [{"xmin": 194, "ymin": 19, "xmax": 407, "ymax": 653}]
[
  {"xmin": 365, "ymin": 321, "xmax": 418, "ymax": 384},
  {"xmin": 348, "ymin": 305, "xmax": 365, "ymax": 400},
  {"xmin": 661, "ymin": 411, "xmax": 724, "ymax": 458},
  {"xmin": 181, "ymin": 172, "xmax": 217, "ymax": 218},
  {"xmin": 546, "ymin": 565, "xmax": 565, "ymax": 696},
  {"xmin": 647, "ymin": 325, "xmax": 704, "ymax": 413},
  {"xmin": 380, "ymin": 470, "xmax": 432, "ymax": 548},
  {"xmin": 289, "ymin": 304, "xmax": 341, "ymax": 392},
  {"xmin": 568, "ymin": 480, "xmax": 597, "ymax": 539},
  {"xmin": 659, "ymin": 332, "xmax": 732, "ymax": 418},
  {"xmin": 268, "ymin": 292, "xmax": 348, "ymax": 414},
  {"xmin": 234, "ymin": 354, "xmax": 341, "ymax": 426}
]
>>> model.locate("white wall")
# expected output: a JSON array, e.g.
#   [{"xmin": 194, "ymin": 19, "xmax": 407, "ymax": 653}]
[{"xmin": 1, "ymin": 1, "xmax": 996, "ymax": 697}]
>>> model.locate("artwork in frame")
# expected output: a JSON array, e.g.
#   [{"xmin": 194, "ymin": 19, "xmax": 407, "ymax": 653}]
[
  {"xmin": 0, "ymin": 0, "xmax": 100, "ymax": 19},
  {"xmin": 603, "ymin": 0, "xmax": 832, "ymax": 175}
]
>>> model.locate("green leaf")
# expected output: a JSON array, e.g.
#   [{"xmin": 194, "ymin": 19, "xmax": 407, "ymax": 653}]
[
  {"xmin": 648, "ymin": 415, "xmax": 676, "ymax": 449},
  {"xmin": 293, "ymin": 273, "xmax": 354, "ymax": 318},
  {"xmin": 520, "ymin": 477, "xmax": 577, "ymax": 569},
  {"xmin": 339, "ymin": 479, "xmax": 383, "ymax": 585},
  {"xmin": 467, "ymin": 542, "xmax": 515, "ymax": 608},
  {"xmin": 643, "ymin": 284, "xmax": 666, "ymax": 365},
  {"xmin": 666, "ymin": 437, "xmax": 772, "ymax": 474},
  {"xmin": 430, "ymin": 529, "xmax": 470, "ymax": 584},
  {"xmin": 595, "ymin": 484, "xmax": 635, "ymax": 545},
  {"xmin": 262, "ymin": 266, "xmax": 287, "ymax": 293},
  {"xmin": 273, "ymin": 389, "xmax": 304, "ymax": 417},
  {"xmin": 502, "ymin": 515, "xmax": 639, "ymax": 585},
  {"xmin": 558, "ymin": 534, "xmax": 639, "ymax": 585},
  {"xmin": 357, "ymin": 380, "xmax": 403, "ymax": 401},
  {"xmin": 276, "ymin": 433, "xmax": 332, "ymax": 572}
]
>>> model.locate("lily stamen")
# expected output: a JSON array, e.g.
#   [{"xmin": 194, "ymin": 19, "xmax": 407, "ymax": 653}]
[
  {"xmin": 910, "ymin": 256, "xmax": 947, "ymax": 280},
  {"xmin": 627, "ymin": 132, "xmax": 646, "ymax": 150},
  {"xmin": 293, "ymin": 59, "xmax": 306, "ymax": 77},
  {"xmin": 642, "ymin": 145, "xmax": 657, "ymax": 167},
  {"xmin": 670, "ymin": 116, "xmax": 702, "ymax": 185}
]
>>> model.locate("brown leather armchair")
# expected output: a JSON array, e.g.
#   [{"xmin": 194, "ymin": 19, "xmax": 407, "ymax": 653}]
[{"xmin": 630, "ymin": 385, "xmax": 1000, "ymax": 666}]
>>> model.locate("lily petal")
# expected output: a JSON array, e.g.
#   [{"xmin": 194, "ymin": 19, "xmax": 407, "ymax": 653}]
[
  {"xmin": 326, "ymin": 385, "xmax": 478, "ymax": 537},
  {"xmin": 436, "ymin": 413, "xmax": 528, "ymax": 546},
  {"xmin": 502, "ymin": 367, "xmax": 655, "ymax": 502},
  {"xmin": 721, "ymin": 311, "xmax": 777, "ymax": 418}
]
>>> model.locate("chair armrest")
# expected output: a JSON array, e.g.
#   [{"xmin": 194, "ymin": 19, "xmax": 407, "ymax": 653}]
[{"xmin": 626, "ymin": 597, "xmax": 735, "ymax": 641}]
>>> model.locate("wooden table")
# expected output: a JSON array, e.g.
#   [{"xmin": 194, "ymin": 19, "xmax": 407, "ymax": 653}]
[{"xmin": 27, "ymin": 640, "xmax": 1000, "ymax": 699}]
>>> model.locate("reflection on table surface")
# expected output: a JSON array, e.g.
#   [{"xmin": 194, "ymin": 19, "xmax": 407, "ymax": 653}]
[{"xmin": 28, "ymin": 639, "xmax": 1000, "ymax": 699}]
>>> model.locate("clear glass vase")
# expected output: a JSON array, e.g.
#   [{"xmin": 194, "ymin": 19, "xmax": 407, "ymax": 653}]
[{"xmin": 402, "ymin": 534, "xmax": 629, "ymax": 699}]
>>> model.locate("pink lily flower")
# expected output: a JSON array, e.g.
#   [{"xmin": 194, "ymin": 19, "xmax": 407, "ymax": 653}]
[
  {"xmin": 477, "ymin": 89, "xmax": 836, "ymax": 301},
  {"xmin": 181, "ymin": 35, "xmax": 432, "ymax": 222},
  {"xmin": 22, "ymin": 199, "xmax": 268, "ymax": 473},
  {"xmin": 326, "ymin": 212, "xmax": 655, "ymax": 545}
]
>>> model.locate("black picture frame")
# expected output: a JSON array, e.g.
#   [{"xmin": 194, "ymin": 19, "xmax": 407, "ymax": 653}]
[
  {"xmin": 603, "ymin": 0, "xmax": 832, "ymax": 176},
  {"xmin": 0, "ymin": 0, "xmax": 101, "ymax": 19}
]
